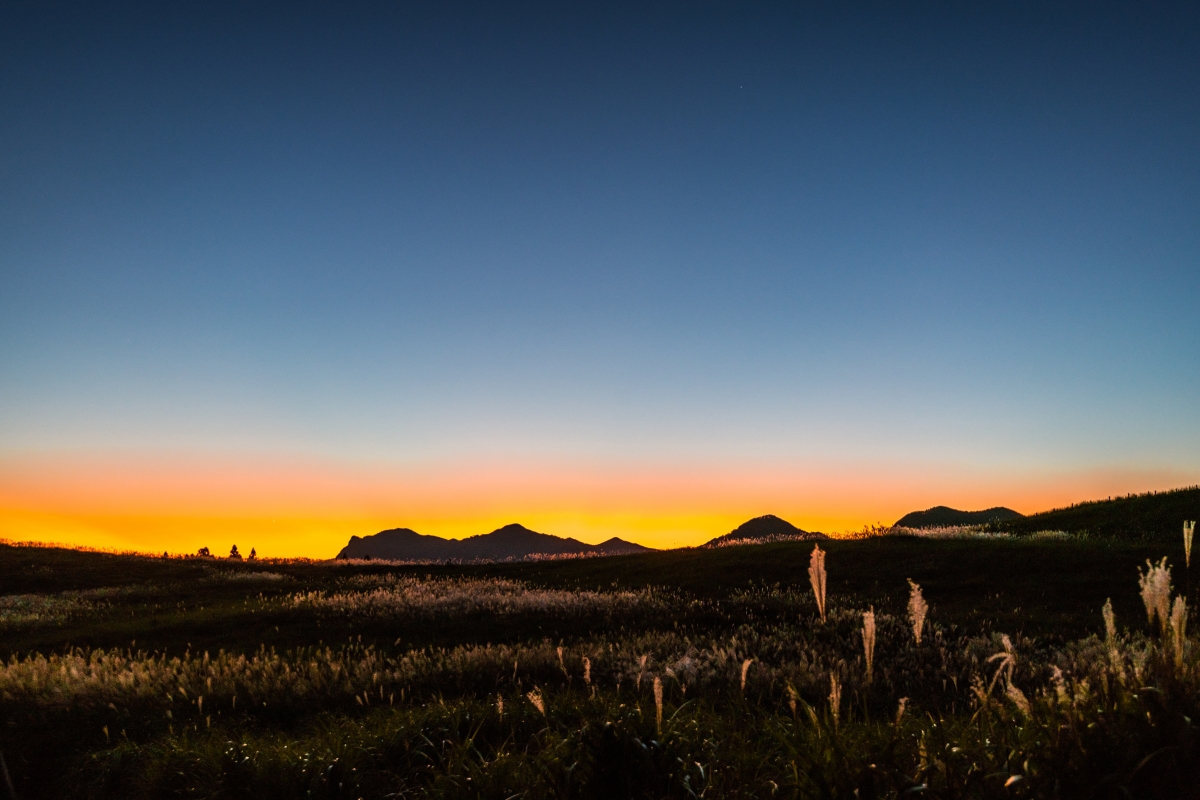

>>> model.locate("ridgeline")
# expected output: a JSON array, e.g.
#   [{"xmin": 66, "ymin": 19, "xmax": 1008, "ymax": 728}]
[{"xmin": 989, "ymin": 486, "xmax": 1200, "ymax": 541}]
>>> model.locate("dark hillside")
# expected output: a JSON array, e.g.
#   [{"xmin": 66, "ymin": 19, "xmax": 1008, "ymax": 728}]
[
  {"xmin": 894, "ymin": 505, "xmax": 1023, "ymax": 528},
  {"xmin": 990, "ymin": 486, "xmax": 1200, "ymax": 541}
]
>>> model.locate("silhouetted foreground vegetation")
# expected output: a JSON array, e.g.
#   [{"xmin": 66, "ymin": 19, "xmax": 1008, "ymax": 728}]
[{"xmin": 1, "ymin": 535, "xmax": 1197, "ymax": 799}]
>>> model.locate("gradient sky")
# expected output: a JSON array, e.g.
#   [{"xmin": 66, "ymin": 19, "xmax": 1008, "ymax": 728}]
[{"xmin": 2, "ymin": 1, "xmax": 1198, "ymax": 557}]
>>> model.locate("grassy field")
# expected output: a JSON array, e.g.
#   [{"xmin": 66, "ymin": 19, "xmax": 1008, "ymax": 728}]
[{"xmin": 1, "ymin": 535, "xmax": 1197, "ymax": 799}]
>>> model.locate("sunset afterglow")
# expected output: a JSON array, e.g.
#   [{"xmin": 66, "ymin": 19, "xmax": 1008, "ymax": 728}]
[
  {"xmin": 2, "ymin": 2, "xmax": 1198, "ymax": 559},
  {"xmin": 1, "ymin": 454, "xmax": 1192, "ymax": 557}
]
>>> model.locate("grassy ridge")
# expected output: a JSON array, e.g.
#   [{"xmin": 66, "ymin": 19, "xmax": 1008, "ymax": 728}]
[
  {"xmin": 3, "ymin": 536, "xmax": 1187, "ymax": 658},
  {"xmin": 991, "ymin": 486, "xmax": 1200, "ymax": 540},
  {"xmin": 2, "ymin": 536, "xmax": 1198, "ymax": 798}
]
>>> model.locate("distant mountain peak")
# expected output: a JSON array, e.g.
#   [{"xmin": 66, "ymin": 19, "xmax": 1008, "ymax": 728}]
[
  {"xmin": 703, "ymin": 514, "xmax": 828, "ymax": 548},
  {"xmin": 337, "ymin": 524, "xmax": 653, "ymax": 562},
  {"xmin": 893, "ymin": 506, "xmax": 1023, "ymax": 529}
]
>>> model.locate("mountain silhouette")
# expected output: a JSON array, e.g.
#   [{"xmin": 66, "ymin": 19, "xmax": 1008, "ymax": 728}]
[
  {"xmin": 336, "ymin": 523, "xmax": 653, "ymax": 561},
  {"xmin": 893, "ymin": 506, "xmax": 1023, "ymax": 528},
  {"xmin": 703, "ymin": 515, "xmax": 828, "ymax": 547}
]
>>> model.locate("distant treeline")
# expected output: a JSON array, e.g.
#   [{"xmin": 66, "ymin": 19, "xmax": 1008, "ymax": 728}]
[{"xmin": 988, "ymin": 486, "xmax": 1200, "ymax": 541}]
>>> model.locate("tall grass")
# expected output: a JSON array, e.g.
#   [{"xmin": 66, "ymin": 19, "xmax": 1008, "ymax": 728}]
[{"xmin": 3, "ymin": 557, "xmax": 1199, "ymax": 797}]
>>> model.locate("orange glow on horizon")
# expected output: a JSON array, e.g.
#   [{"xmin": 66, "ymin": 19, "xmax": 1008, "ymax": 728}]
[{"xmin": 0, "ymin": 453, "xmax": 1193, "ymax": 558}]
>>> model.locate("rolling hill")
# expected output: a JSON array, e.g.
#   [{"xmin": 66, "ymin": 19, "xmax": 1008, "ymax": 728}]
[
  {"xmin": 989, "ymin": 486, "xmax": 1200, "ymax": 541},
  {"xmin": 893, "ymin": 506, "xmax": 1024, "ymax": 528}
]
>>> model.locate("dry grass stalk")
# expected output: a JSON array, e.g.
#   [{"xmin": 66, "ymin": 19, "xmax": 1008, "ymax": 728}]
[
  {"xmin": 1170, "ymin": 596, "xmax": 1188, "ymax": 669},
  {"xmin": 556, "ymin": 646, "xmax": 566, "ymax": 674},
  {"xmin": 828, "ymin": 673, "xmax": 841, "ymax": 728},
  {"xmin": 637, "ymin": 654, "xmax": 648, "ymax": 690},
  {"xmin": 862, "ymin": 608, "xmax": 876, "ymax": 683},
  {"xmin": 1101, "ymin": 598, "xmax": 1125, "ymax": 681},
  {"xmin": 895, "ymin": 697, "xmax": 908, "ymax": 727},
  {"xmin": 1051, "ymin": 666, "xmax": 1068, "ymax": 704},
  {"xmin": 907, "ymin": 580, "xmax": 928, "ymax": 644},
  {"xmin": 808, "ymin": 545, "xmax": 827, "ymax": 622},
  {"xmin": 526, "ymin": 688, "xmax": 545, "ymax": 715},
  {"xmin": 653, "ymin": 676, "xmax": 663, "ymax": 731},
  {"xmin": 1138, "ymin": 558, "xmax": 1172, "ymax": 636},
  {"xmin": 740, "ymin": 658, "xmax": 752, "ymax": 694},
  {"xmin": 1186, "ymin": 521, "xmax": 1195, "ymax": 569}
]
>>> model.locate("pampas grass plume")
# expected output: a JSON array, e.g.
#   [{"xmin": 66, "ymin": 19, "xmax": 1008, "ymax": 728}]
[
  {"xmin": 809, "ymin": 545, "xmax": 827, "ymax": 623},
  {"xmin": 653, "ymin": 676, "xmax": 663, "ymax": 731},
  {"xmin": 862, "ymin": 607, "xmax": 876, "ymax": 683},
  {"xmin": 1138, "ymin": 558, "xmax": 1172, "ymax": 635},
  {"xmin": 527, "ymin": 688, "xmax": 545, "ymax": 716},
  {"xmin": 1170, "ymin": 596, "xmax": 1188, "ymax": 670},
  {"xmin": 1185, "ymin": 520, "xmax": 1195, "ymax": 569},
  {"xmin": 907, "ymin": 580, "xmax": 927, "ymax": 645}
]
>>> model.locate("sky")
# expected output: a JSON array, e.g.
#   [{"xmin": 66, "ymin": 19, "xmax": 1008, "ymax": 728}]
[{"xmin": 2, "ymin": 1, "xmax": 1198, "ymax": 557}]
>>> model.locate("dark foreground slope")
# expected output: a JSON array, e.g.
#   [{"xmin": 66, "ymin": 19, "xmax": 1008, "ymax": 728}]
[
  {"xmin": 1, "ymin": 533, "xmax": 1189, "ymax": 659},
  {"xmin": 2, "ymin": 534, "xmax": 1197, "ymax": 800},
  {"xmin": 337, "ymin": 523, "xmax": 651, "ymax": 561},
  {"xmin": 991, "ymin": 486, "xmax": 1200, "ymax": 540}
]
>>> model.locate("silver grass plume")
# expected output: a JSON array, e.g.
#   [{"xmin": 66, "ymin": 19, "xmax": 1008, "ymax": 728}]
[
  {"xmin": 1138, "ymin": 558, "xmax": 1172, "ymax": 636},
  {"xmin": 527, "ymin": 688, "xmax": 545, "ymax": 715},
  {"xmin": 809, "ymin": 545, "xmax": 827, "ymax": 622},
  {"xmin": 862, "ymin": 607, "xmax": 876, "ymax": 683},
  {"xmin": 1005, "ymin": 681, "xmax": 1031, "ymax": 717},
  {"xmin": 907, "ymin": 579, "xmax": 928, "ymax": 645},
  {"xmin": 1186, "ymin": 521, "xmax": 1195, "ymax": 569},
  {"xmin": 1170, "ymin": 596, "xmax": 1188, "ymax": 670},
  {"xmin": 987, "ymin": 634, "xmax": 1017, "ymax": 695},
  {"xmin": 1102, "ymin": 598, "xmax": 1116, "ymax": 643},
  {"xmin": 740, "ymin": 658, "xmax": 753, "ymax": 694}
]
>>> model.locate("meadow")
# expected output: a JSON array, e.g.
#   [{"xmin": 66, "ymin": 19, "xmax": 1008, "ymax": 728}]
[{"xmin": 0, "ymin": 534, "xmax": 1196, "ymax": 799}]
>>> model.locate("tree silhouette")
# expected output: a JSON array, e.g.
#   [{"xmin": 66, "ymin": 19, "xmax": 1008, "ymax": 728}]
[{"xmin": 229, "ymin": 544, "xmax": 242, "ymax": 560}]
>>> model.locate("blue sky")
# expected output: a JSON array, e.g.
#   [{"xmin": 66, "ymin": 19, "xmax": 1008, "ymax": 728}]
[{"xmin": 1, "ymin": 2, "xmax": 1198, "ymax": 551}]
